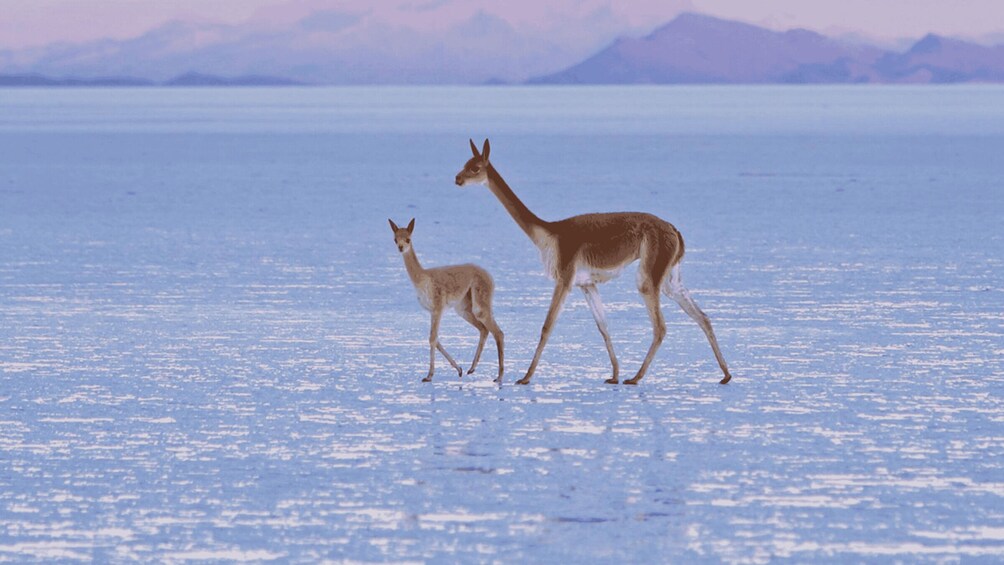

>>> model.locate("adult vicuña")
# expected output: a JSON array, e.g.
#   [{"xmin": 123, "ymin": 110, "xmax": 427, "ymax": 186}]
[
  {"xmin": 389, "ymin": 218, "xmax": 505, "ymax": 383},
  {"xmin": 454, "ymin": 139, "xmax": 732, "ymax": 386}
]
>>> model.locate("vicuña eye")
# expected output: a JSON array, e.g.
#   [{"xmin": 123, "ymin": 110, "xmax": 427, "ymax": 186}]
[{"xmin": 470, "ymin": 166, "xmax": 480, "ymax": 173}]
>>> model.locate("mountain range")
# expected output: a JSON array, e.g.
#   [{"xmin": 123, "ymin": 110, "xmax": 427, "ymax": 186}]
[
  {"xmin": 2, "ymin": 12, "xmax": 1003, "ymax": 85},
  {"xmin": 0, "ymin": 9, "xmax": 615, "ymax": 85},
  {"xmin": 532, "ymin": 14, "xmax": 1004, "ymax": 84},
  {"xmin": 0, "ymin": 72, "xmax": 301, "ymax": 87}
]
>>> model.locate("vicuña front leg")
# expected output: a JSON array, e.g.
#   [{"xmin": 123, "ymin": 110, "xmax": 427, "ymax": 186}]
[
  {"xmin": 425, "ymin": 308, "xmax": 463, "ymax": 382},
  {"xmin": 424, "ymin": 309, "xmax": 441, "ymax": 382},
  {"xmin": 581, "ymin": 284, "xmax": 619, "ymax": 384},
  {"xmin": 436, "ymin": 342, "xmax": 463, "ymax": 379},
  {"xmin": 518, "ymin": 277, "xmax": 572, "ymax": 385}
]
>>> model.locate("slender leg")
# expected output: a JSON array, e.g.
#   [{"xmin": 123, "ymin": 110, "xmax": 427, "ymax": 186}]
[
  {"xmin": 471, "ymin": 283, "xmax": 505, "ymax": 383},
  {"xmin": 580, "ymin": 284, "xmax": 619, "ymax": 384},
  {"xmin": 424, "ymin": 309, "xmax": 442, "ymax": 382},
  {"xmin": 664, "ymin": 266, "xmax": 732, "ymax": 384},
  {"xmin": 518, "ymin": 278, "xmax": 572, "ymax": 385},
  {"xmin": 458, "ymin": 305, "xmax": 489, "ymax": 375},
  {"xmin": 437, "ymin": 342, "xmax": 463, "ymax": 378},
  {"xmin": 425, "ymin": 308, "xmax": 463, "ymax": 381},
  {"xmin": 483, "ymin": 317, "xmax": 504, "ymax": 383},
  {"xmin": 624, "ymin": 286, "xmax": 666, "ymax": 385}
]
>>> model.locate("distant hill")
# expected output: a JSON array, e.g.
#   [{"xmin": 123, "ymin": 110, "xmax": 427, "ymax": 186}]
[
  {"xmin": 875, "ymin": 34, "xmax": 1004, "ymax": 83},
  {"xmin": 0, "ymin": 72, "xmax": 301, "ymax": 87},
  {"xmin": 530, "ymin": 13, "xmax": 1004, "ymax": 84},
  {"xmin": 162, "ymin": 72, "xmax": 303, "ymax": 86},
  {"xmin": 530, "ymin": 14, "xmax": 885, "ymax": 84},
  {"xmin": 0, "ymin": 74, "xmax": 153, "ymax": 87}
]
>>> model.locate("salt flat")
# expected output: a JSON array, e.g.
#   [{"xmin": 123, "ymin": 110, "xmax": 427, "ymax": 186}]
[{"xmin": 0, "ymin": 86, "xmax": 1002, "ymax": 562}]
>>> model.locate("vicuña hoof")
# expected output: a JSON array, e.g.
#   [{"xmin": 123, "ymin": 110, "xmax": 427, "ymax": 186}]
[
  {"xmin": 493, "ymin": 375, "xmax": 503, "ymax": 384},
  {"xmin": 516, "ymin": 377, "xmax": 531, "ymax": 385},
  {"xmin": 467, "ymin": 368, "xmax": 476, "ymax": 375},
  {"xmin": 605, "ymin": 377, "xmax": 619, "ymax": 385},
  {"xmin": 422, "ymin": 375, "xmax": 433, "ymax": 382},
  {"xmin": 623, "ymin": 378, "xmax": 640, "ymax": 385},
  {"xmin": 720, "ymin": 374, "xmax": 732, "ymax": 384}
]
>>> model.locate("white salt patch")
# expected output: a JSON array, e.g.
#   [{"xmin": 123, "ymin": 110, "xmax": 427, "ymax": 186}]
[
  {"xmin": 39, "ymin": 418, "xmax": 114, "ymax": 424},
  {"xmin": 163, "ymin": 549, "xmax": 285, "ymax": 561},
  {"xmin": 552, "ymin": 422, "xmax": 605, "ymax": 434},
  {"xmin": 421, "ymin": 512, "xmax": 506, "ymax": 523}
]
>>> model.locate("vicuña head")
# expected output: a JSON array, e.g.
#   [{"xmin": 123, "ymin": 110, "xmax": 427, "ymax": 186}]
[
  {"xmin": 388, "ymin": 218, "xmax": 415, "ymax": 253},
  {"xmin": 455, "ymin": 138, "xmax": 491, "ymax": 187}
]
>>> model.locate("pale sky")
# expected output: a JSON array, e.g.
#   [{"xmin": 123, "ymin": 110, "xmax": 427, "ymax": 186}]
[{"xmin": 1, "ymin": 0, "xmax": 1003, "ymax": 49}]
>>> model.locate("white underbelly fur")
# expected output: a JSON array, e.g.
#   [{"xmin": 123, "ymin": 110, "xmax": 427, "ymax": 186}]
[
  {"xmin": 574, "ymin": 265, "xmax": 624, "ymax": 286},
  {"xmin": 534, "ymin": 230, "xmax": 625, "ymax": 285}
]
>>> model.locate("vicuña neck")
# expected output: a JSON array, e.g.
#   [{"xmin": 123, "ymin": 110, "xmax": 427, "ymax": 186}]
[
  {"xmin": 402, "ymin": 248, "xmax": 425, "ymax": 285},
  {"xmin": 486, "ymin": 164, "xmax": 549, "ymax": 242}
]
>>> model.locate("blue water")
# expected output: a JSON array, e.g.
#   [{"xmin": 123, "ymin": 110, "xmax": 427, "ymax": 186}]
[{"xmin": 1, "ymin": 86, "xmax": 1002, "ymax": 562}]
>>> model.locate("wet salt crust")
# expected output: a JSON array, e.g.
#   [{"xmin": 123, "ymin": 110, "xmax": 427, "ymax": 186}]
[{"xmin": 0, "ymin": 86, "xmax": 1002, "ymax": 562}]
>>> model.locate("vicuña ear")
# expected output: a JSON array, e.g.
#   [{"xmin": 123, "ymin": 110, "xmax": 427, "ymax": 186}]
[
  {"xmin": 469, "ymin": 138, "xmax": 480, "ymax": 158},
  {"xmin": 388, "ymin": 219, "xmax": 399, "ymax": 232},
  {"xmin": 482, "ymin": 139, "xmax": 490, "ymax": 161},
  {"xmin": 406, "ymin": 218, "xmax": 415, "ymax": 234}
]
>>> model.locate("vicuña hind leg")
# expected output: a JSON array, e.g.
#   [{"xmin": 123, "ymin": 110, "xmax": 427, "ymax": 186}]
[
  {"xmin": 624, "ymin": 244, "xmax": 671, "ymax": 385},
  {"xmin": 664, "ymin": 265, "xmax": 732, "ymax": 384},
  {"xmin": 625, "ymin": 282, "xmax": 666, "ymax": 385},
  {"xmin": 457, "ymin": 298, "xmax": 489, "ymax": 376},
  {"xmin": 471, "ymin": 284, "xmax": 505, "ymax": 383}
]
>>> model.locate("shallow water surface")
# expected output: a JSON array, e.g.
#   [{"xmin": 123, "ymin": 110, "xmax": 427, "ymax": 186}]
[{"xmin": 0, "ymin": 86, "xmax": 1002, "ymax": 562}]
